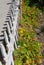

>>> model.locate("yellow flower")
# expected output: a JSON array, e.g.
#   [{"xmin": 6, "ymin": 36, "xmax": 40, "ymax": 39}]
[
  {"xmin": 18, "ymin": 28, "xmax": 24, "ymax": 34},
  {"xmin": 20, "ymin": 30, "xmax": 23, "ymax": 34}
]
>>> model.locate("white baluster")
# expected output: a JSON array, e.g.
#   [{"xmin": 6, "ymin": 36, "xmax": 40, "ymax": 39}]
[
  {"xmin": 0, "ymin": 43, "xmax": 7, "ymax": 63},
  {"xmin": 4, "ymin": 31, "xmax": 10, "ymax": 50},
  {"xmin": 7, "ymin": 22, "xmax": 11, "ymax": 34},
  {"xmin": 4, "ymin": 31, "xmax": 9, "ymax": 44},
  {"xmin": 11, "ymin": 54, "xmax": 14, "ymax": 65},
  {"xmin": 6, "ymin": 22, "xmax": 17, "ymax": 49},
  {"xmin": 4, "ymin": 30, "xmax": 14, "ymax": 52},
  {"xmin": 9, "ymin": 28, "xmax": 17, "ymax": 49},
  {"xmin": 9, "ymin": 17, "xmax": 12, "ymax": 30},
  {"xmin": 15, "ymin": 0, "xmax": 19, "ymax": 6},
  {"xmin": 13, "ymin": 6, "xmax": 19, "ymax": 13}
]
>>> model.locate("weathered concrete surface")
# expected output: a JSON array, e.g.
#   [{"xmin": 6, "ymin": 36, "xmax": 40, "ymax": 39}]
[{"xmin": 0, "ymin": 0, "xmax": 12, "ymax": 34}]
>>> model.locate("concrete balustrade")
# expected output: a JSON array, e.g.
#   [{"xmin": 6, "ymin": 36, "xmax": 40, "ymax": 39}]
[{"xmin": 0, "ymin": 0, "xmax": 20, "ymax": 65}]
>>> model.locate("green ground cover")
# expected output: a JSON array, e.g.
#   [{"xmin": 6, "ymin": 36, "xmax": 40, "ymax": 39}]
[{"xmin": 13, "ymin": 0, "xmax": 43, "ymax": 65}]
